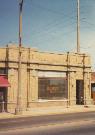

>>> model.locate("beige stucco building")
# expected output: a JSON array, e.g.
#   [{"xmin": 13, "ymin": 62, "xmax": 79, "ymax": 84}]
[{"xmin": 0, "ymin": 44, "xmax": 93, "ymax": 112}]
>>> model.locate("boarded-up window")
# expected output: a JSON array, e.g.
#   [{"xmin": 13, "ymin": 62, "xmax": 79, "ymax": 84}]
[{"xmin": 38, "ymin": 77, "xmax": 68, "ymax": 100}]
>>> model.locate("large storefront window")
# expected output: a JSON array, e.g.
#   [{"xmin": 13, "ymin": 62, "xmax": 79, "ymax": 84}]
[{"xmin": 38, "ymin": 77, "xmax": 68, "ymax": 100}]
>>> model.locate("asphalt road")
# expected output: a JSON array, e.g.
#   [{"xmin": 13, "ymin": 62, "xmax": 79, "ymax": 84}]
[{"xmin": 0, "ymin": 111, "xmax": 95, "ymax": 135}]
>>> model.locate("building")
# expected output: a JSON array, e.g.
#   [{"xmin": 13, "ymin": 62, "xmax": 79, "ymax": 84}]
[
  {"xmin": 91, "ymin": 72, "xmax": 95, "ymax": 103},
  {"xmin": 0, "ymin": 44, "xmax": 93, "ymax": 112}
]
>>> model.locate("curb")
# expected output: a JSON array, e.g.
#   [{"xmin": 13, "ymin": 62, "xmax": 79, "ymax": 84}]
[{"xmin": 0, "ymin": 106, "xmax": 95, "ymax": 120}]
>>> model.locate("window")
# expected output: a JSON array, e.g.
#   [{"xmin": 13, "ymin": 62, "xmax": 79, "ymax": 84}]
[
  {"xmin": 92, "ymin": 83, "xmax": 95, "ymax": 92},
  {"xmin": 0, "ymin": 68, "xmax": 7, "ymax": 74},
  {"xmin": 38, "ymin": 77, "xmax": 68, "ymax": 100}
]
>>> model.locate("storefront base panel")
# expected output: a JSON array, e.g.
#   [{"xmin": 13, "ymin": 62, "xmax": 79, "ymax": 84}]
[
  {"xmin": 27, "ymin": 100, "xmax": 69, "ymax": 108},
  {"xmin": 4, "ymin": 100, "xmax": 94, "ymax": 113},
  {"xmin": 69, "ymin": 100, "xmax": 76, "ymax": 106},
  {"xmin": 6, "ymin": 103, "xmax": 16, "ymax": 113},
  {"xmin": 84, "ymin": 99, "xmax": 94, "ymax": 105},
  {"xmin": 7, "ymin": 103, "xmax": 27, "ymax": 113}
]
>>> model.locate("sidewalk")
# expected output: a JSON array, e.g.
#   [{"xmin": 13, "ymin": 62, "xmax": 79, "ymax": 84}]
[{"xmin": 0, "ymin": 105, "xmax": 95, "ymax": 119}]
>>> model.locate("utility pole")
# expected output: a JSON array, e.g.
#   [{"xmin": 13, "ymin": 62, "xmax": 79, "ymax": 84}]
[
  {"xmin": 15, "ymin": 0, "xmax": 23, "ymax": 115},
  {"xmin": 77, "ymin": 0, "xmax": 80, "ymax": 53}
]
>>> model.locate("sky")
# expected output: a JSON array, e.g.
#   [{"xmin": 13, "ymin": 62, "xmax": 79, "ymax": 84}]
[{"xmin": 0, "ymin": 0, "xmax": 95, "ymax": 69}]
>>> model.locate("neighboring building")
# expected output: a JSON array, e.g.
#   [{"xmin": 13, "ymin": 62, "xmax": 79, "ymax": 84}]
[
  {"xmin": 0, "ymin": 44, "xmax": 93, "ymax": 112},
  {"xmin": 91, "ymin": 72, "xmax": 95, "ymax": 103}
]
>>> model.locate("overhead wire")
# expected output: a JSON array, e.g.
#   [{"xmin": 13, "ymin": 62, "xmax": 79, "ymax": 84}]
[
  {"xmin": 30, "ymin": 0, "xmax": 95, "ymax": 53},
  {"xmin": 29, "ymin": 0, "xmax": 76, "ymax": 50}
]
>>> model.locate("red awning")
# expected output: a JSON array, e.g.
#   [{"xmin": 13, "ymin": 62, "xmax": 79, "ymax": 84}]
[{"xmin": 0, "ymin": 76, "xmax": 10, "ymax": 87}]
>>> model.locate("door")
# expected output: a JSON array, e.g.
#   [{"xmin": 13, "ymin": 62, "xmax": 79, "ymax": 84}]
[
  {"xmin": 91, "ymin": 83, "xmax": 95, "ymax": 103},
  {"xmin": 76, "ymin": 80, "xmax": 84, "ymax": 105},
  {"xmin": 0, "ymin": 88, "xmax": 7, "ymax": 112}
]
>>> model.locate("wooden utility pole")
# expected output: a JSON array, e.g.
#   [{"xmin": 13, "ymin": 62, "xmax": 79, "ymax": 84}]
[
  {"xmin": 77, "ymin": 0, "xmax": 80, "ymax": 53},
  {"xmin": 15, "ymin": 0, "xmax": 23, "ymax": 115}
]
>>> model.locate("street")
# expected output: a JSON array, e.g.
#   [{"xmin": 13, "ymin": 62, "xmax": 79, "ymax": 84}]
[{"xmin": 0, "ymin": 111, "xmax": 95, "ymax": 135}]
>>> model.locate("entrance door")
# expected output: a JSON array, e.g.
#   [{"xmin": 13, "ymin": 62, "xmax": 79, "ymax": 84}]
[
  {"xmin": 91, "ymin": 83, "xmax": 95, "ymax": 103},
  {"xmin": 0, "ymin": 88, "xmax": 7, "ymax": 112},
  {"xmin": 76, "ymin": 80, "xmax": 84, "ymax": 105}
]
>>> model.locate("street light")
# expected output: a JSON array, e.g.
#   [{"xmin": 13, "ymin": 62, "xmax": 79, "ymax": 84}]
[{"xmin": 15, "ymin": 0, "xmax": 23, "ymax": 115}]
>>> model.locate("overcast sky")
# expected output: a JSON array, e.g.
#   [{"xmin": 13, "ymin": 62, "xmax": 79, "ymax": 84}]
[{"xmin": 0, "ymin": 0, "xmax": 95, "ymax": 69}]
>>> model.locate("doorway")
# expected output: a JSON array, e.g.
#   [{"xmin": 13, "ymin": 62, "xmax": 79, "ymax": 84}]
[
  {"xmin": 91, "ymin": 83, "xmax": 95, "ymax": 103},
  {"xmin": 76, "ymin": 80, "xmax": 84, "ymax": 105},
  {"xmin": 0, "ymin": 88, "xmax": 7, "ymax": 112}
]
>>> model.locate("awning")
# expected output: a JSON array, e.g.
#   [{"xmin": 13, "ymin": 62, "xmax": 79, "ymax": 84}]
[{"xmin": 0, "ymin": 76, "xmax": 10, "ymax": 87}]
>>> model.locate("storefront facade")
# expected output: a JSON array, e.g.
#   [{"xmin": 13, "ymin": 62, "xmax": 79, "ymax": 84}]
[{"xmin": 0, "ymin": 45, "xmax": 93, "ymax": 112}]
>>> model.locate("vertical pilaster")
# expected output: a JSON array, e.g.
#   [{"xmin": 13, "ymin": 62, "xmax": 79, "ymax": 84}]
[
  {"xmin": 27, "ymin": 48, "xmax": 30, "ymax": 108},
  {"xmin": 28, "ymin": 70, "xmax": 38, "ymax": 107},
  {"xmin": 8, "ymin": 68, "xmax": 18, "ymax": 112},
  {"xmin": 67, "ymin": 52, "xmax": 76, "ymax": 105},
  {"xmin": 21, "ymin": 66, "xmax": 28, "ymax": 109},
  {"xmin": 84, "ymin": 72, "xmax": 92, "ymax": 105},
  {"xmin": 67, "ymin": 72, "xmax": 70, "ymax": 105},
  {"xmin": 68, "ymin": 72, "xmax": 76, "ymax": 105}
]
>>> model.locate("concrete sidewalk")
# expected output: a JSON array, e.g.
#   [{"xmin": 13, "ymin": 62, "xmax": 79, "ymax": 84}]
[{"xmin": 0, "ymin": 105, "xmax": 95, "ymax": 119}]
